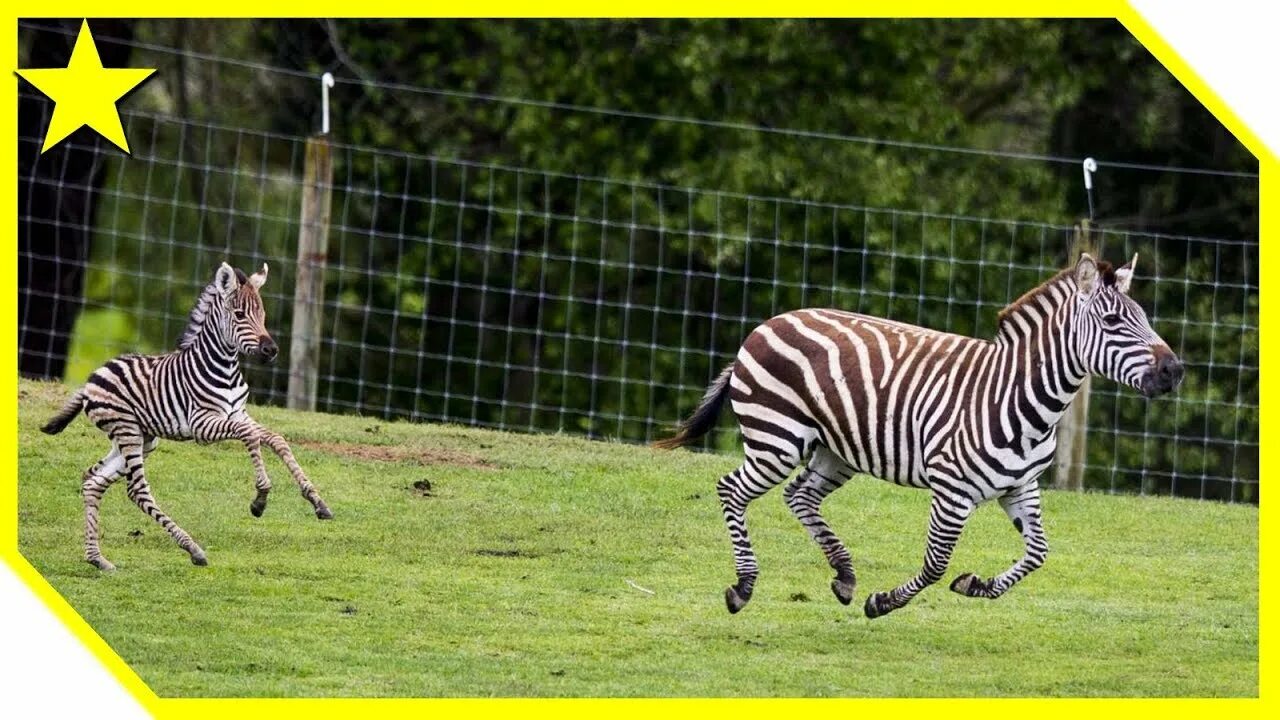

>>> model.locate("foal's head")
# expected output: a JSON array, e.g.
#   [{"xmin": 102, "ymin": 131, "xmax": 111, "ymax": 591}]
[{"xmin": 211, "ymin": 262, "xmax": 278, "ymax": 363}]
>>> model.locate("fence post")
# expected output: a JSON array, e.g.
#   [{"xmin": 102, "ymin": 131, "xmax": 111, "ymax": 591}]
[
  {"xmin": 287, "ymin": 134, "xmax": 333, "ymax": 412},
  {"xmin": 1053, "ymin": 220, "xmax": 1092, "ymax": 491}
]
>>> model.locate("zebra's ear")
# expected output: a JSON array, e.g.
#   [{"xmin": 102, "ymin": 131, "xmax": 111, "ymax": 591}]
[
  {"xmin": 1074, "ymin": 252, "xmax": 1100, "ymax": 297},
  {"xmin": 248, "ymin": 263, "xmax": 268, "ymax": 290},
  {"xmin": 1114, "ymin": 253, "xmax": 1137, "ymax": 295},
  {"xmin": 214, "ymin": 262, "xmax": 240, "ymax": 298}
]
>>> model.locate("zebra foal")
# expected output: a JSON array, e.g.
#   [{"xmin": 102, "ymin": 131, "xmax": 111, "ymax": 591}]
[
  {"xmin": 41, "ymin": 262, "xmax": 332, "ymax": 570},
  {"xmin": 657, "ymin": 253, "xmax": 1184, "ymax": 617}
]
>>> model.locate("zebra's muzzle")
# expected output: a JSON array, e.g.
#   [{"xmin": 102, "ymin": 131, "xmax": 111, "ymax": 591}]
[
  {"xmin": 258, "ymin": 336, "xmax": 279, "ymax": 363},
  {"xmin": 1141, "ymin": 348, "xmax": 1184, "ymax": 397}
]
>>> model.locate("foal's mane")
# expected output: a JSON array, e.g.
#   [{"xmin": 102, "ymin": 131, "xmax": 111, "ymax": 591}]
[
  {"xmin": 995, "ymin": 260, "xmax": 1116, "ymax": 326},
  {"xmin": 176, "ymin": 268, "xmax": 249, "ymax": 350}
]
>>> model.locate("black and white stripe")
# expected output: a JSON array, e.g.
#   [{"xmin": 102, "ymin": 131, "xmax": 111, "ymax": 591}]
[
  {"xmin": 657, "ymin": 253, "xmax": 1184, "ymax": 616},
  {"xmin": 42, "ymin": 262, "xmax": 332, "ymax": 571}
]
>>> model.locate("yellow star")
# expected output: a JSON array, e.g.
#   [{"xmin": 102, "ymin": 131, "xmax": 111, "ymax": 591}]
[{"xmin": 17, "ymin": 20, "xmax": 155, "ymax": 154}]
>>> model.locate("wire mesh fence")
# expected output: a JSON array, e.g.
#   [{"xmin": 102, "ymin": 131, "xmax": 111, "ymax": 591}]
[{"xmin": 17, "ymin": 71, "xmax": 1259, "ymax": 504}]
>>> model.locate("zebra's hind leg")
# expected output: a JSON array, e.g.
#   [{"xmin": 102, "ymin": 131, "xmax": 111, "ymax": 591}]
[
  {"xmin": 783, "ymin": 447, "xmax": 857, "ymax": 605},
  {"xmin": 82, "ymin": 436, "xmax": 159, "ymax": 570},
  {"xmin": 717, "ymin": 449, "xmax": 798, "ymax": 613},
  {"xmin": 118, "ymin": 435, "xmax": 208, "ymax": 566},
  {"xmin": 865, "ymin": 490, "xmax": 975, "ymax": 619},
  {"xmin": 951, "ymin": 483, "xmax": 1048, "ymax": 600},
  {"xmin": 82, "ymin": 444, "xmax": 127, "ymax": 570}
]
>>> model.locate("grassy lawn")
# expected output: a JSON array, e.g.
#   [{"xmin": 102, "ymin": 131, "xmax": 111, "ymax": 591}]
[{"xmin": 16, "ymin": 379, "xmax": 1257, "ymax": 697}]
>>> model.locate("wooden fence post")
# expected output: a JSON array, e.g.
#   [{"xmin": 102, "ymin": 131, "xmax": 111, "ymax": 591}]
[
  {"xmin": 287, "ymin": 134, "xmax": 333, "ymax": 412},
  {"xmin": 1053, "ymin": 220, "xmax": 1092, "ymax": 491}
]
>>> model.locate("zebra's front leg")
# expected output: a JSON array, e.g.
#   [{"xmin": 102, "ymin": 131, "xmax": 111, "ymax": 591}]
[
  {"xmin": 118, "ymin": 436, "xmax": 207, "ymax": 566},
  {"xmin": 245, "ymin": 437, "xmax": 272, "ymax": 517},
  {"xmin": 259, "ymin": 431, "xmax": 332, "ymax": 520},
  {"xmin": 203, "ymin": 417, "xmax": 332, "ymax": 520},
  {"xmin": 865, "ymin": 491, "xmax": 974, "ymax": 619},
  {"xmin": 784, "ymin": 448, "xmax": 857, "ymax": 605},
  {"xmin": 951, "ymin": 483, "xmax": 1049, "ymax": 600}
]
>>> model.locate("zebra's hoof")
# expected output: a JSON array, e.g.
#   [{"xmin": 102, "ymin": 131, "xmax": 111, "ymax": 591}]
[
  {"xmin": 950, "ymin": 573, "xmax": 974, "ymax": 594},
  {"xmin": 864, "ymin": 591, "xmax": 891, "ymax": 619},
  {"xmin": 190, "ymin": 551, "xmax": 208, "ymax": 567},
  {"xmin": 724, "ymin": 586, "xmax": 751, "ymax": 614},
  {"xmin": 950, "ymin": 572, "xmax": 990, "ymax": 597},
  {"xmin": 249, "ymin": 501, "xmax": 266, "ymax": 518},
  {"xmin": 87, "ymin": 557, "xmax": 116, "ymax": 572},
  {"xmin": 831, "ymin": 577, "xmax": 856, "ymax": 606},
  {"xmin": 315, "ymin": 506, "xmax": 333, "ymax": 520}
]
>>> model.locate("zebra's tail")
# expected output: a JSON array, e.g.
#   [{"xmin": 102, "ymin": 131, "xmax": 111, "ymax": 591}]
[
  {"xmin": 652, "ymin": 363, "xmax": 735, "ymax": 450},
  {"xmin": 41, "ymin": 389, "xmax": 86, "ymax": 435}
]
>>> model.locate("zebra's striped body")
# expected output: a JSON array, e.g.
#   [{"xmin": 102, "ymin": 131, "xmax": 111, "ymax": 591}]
[
  {"xmin": 733, "ymin": 309, "xmax": 1066, "ymax": 491},
  {"xmin": 42, "ymin": 262, "xmax": 332, "ymax": 571},
  {"xmin": 657, "ymin": 253, "xmax": 1183, "ymax": 616}
]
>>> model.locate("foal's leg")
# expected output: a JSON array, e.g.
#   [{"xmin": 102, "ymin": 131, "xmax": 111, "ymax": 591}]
[
  {"xmin": 718, "ymin": 444, "xmax": 801, "ymax": 613},
  {"xmin": 245, "ymin": 436, "xmax": 272, "ymax": 517},
  {"xmin": 260, "ymin": 431, "xmax": 332, "ymax": 519},
  {"xmin": 117, "ymin": 434, "xmax": 207, "ymax": 566},
  {"xmin": 783, "ymin": 447, "xmax": 857, "ymax": 604},
  {"xmin": 865, "ymin": 489, "xmax": 975, "ymax": 618},
  {"xmin": 951, "ymin": 482, "xmax": 1049, "ymax": 599},
  {"xmin": 81, "ymin": 437, "xmax": 159, "ymax": 570},
  {"xmin": 197, "ymin": 415, "xmax": 332, "ymax": 519},
  {"xmin": 82, "ymin": 444, "xmax": 125, "ymax": 570}
]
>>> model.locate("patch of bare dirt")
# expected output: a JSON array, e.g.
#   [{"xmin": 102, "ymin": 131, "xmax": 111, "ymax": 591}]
[
  {"xmin": 296, "ymin": 440, "xmax": 498, "ymax": 470},
  {"xmin": 474, "ymin": 548, "xmax": 538, "ymax": 558}
]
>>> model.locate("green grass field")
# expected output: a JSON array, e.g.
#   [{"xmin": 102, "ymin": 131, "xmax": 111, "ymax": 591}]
[{"xmin": 17, "ymin": 379, "xmax": 1257, "ymax": 697}]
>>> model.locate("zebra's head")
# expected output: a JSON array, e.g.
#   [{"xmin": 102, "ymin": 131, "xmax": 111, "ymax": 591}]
[
  {"xmin": 212, "ymin": 262, "xmax": 279, "ymax": 363},
  {"xmin": 1071, "ymin": 252, "xmax": 1183, "ymax": 398}
]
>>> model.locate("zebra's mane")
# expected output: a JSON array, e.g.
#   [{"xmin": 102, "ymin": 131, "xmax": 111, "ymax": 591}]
[
  {"xmin": 176, "ymin": 269, "xmax": 249, "ymax": 350},
  {"xmin": 176, "ymin": 282, "xmax": 219, "ymax": 350},
  {"xmin": 996, "ymin": 260, "xmax": 1115, "ymax": 327}
]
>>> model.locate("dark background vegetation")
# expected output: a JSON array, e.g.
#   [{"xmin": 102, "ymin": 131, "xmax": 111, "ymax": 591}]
[{"xmin": 18, "ymin": 19, "xmax": 1258, "ymax": 501}]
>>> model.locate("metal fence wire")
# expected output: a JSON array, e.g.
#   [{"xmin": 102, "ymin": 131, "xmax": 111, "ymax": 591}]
[{"xmin": 17, "ymin": 78, "xmax": 1259, "ymax": 504}]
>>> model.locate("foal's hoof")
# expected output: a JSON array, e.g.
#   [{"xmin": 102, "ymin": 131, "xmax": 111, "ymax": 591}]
[
  {"xmin": 88, "ymin": 557, "xmax": 116, "ymax": 572},
  {"xmin": 315, "ymin": 506, "xmax": 333, "ymax": 520},
  {"xmin": 863, "ymin": 591, "xmax": 892, "ymax": 619},
  {"xmin": 190, "ymin": 551, "xmax": 208, "ymax": 567},
  {"xmin": 724, "ymin": 586, "xmax": 751, "ymax": 614},
  {"xmin": 949, "ymin": 573, "xmax": 991, "ymax": 597},
  {"xmin": 831, "ymin": 577, "xmax": 856, "ymax": 606},
  {"xmin": 249, "ymin": 501, "xmax": 266, "ymax": 518}
]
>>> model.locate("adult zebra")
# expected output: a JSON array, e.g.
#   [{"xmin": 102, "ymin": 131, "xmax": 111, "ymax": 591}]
[
  {"xmin": 656, "ymin": 253, "xmax": 1183, "ymax": 617},
  {"xmin": 41, "ymin": 263, "xmax": 332, "ymax": 570}
]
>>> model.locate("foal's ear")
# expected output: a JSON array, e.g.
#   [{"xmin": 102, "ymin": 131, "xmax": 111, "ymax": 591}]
[
  {"xmin": 1114, "ymin": 253, "xmax": 1138, "ymax": 295},
  {"xmin": 214, "ymin": 262, "xmax": 240, "ymax": 298},
  {"xmin": 1074, "ymin": 253, "xmax": 1100, "ymax": 297},
  {"xmin": 248, "ymin": 263, "xmax": 268, "ymax": 290}
]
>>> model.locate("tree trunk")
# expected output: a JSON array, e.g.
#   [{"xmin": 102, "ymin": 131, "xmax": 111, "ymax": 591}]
[{"xmin": 18, "ymin": 19, "xmax": 135, "ymax": 379}]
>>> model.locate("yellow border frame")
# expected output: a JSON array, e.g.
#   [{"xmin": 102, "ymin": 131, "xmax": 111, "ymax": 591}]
[{"xmin": 5, "ymin": 2, "xmax": 1270, "ymax": 715}]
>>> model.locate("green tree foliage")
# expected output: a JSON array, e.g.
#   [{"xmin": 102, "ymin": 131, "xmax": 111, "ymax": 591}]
[{"xmin": 35, "ymin": 19, "xmax": 1256, "ymax": 502}]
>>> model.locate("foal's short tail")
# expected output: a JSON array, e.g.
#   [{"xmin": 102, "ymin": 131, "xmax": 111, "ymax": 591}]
[
  {"xmin": 652, "ymin": 363, "xmax": 735, "ymax": 450},
  {"xmin": 41, "ymin": 389, "xmax": 86, "ymax": 435}
]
